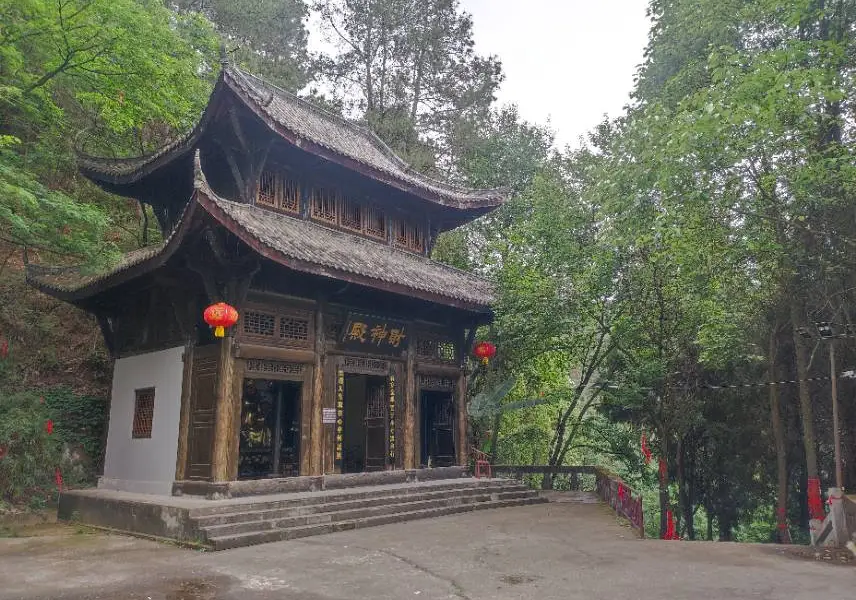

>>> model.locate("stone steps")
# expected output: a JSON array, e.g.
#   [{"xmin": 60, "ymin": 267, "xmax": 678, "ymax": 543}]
[
  {"xmin": 194, "ymin": 479, "xmax": 544, "ymax": 551},
  {"xmin": 189, "ymin": 478, "xmax": 506, "ymax": 518},
  {"xmin": 193, "ymin": 483, "xmax": 530, "ymax": 527}
]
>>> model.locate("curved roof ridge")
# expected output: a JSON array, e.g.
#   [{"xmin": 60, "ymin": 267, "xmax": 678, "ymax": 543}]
[
  {"xmin": 229, "ymin": 67, "xmax": 508, "ymax": 199},
  {"xmin": 77, "ymin": 66, "xmax": 508, "ymax": 210}
]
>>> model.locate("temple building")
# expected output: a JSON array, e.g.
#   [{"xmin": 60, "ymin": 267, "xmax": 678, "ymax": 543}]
[{"xmin": 28, "ymin": 65, "xmax": 505, "ymax": 498}]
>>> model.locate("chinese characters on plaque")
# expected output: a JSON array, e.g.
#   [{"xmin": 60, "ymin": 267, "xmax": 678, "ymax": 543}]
[{"xmin": 341, "ymin": 313, "xmax": 409, "ymax": 355}]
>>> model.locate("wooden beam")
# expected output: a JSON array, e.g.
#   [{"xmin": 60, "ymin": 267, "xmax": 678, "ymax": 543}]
[
  {"xmin": 234, "ymin": 343, "xmax": 314, "ymax": 363},
  {"xmin": 309, "ymin": 303, "xmax": 325, "ymax": 475},
  {"xmin": 174, "ymin": 339, "xmax": 195, "ymax": 481},
  {"xmin": 403, "ymin": 342, "xmax": 416, "ymax": 469},
  {"xmin": 228, "ymin": 107, "xmax": 250, "ymax": 153},
  {"xmin": 186, "ymin": 253, "xmax": 222, "ymax": 304},
  {"xmin": 211, "ymin": 334, "xmax": 238, "ymax": 482},
  {"xmin": 219, "ymin": 141, "xmax": 249, "ymax": 203}
]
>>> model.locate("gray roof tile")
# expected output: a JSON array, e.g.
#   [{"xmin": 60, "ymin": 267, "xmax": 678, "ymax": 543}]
[{"xmin": 78, "ymin": 67, "xmax": 507, "ymax": 210}]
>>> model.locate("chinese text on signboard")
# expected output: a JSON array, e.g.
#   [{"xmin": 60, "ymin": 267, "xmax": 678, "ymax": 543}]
[{"xmin": 341, "ymin": 313, "xmax": 408, "ymax": 355}]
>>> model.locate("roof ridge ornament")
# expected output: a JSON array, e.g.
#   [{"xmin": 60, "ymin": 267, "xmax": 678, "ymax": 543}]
[{"xmin": 192, "ymin": 149, "xmax": 207, "ymax": 190}]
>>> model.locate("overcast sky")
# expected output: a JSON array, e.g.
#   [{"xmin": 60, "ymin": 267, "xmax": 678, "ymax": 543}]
[
  {"xmin": 308, "ymin": 1, "xmax": 652, "ymax": 149},
  {"xmin": 460, "ymin": 0, "xmax": 651, "ymax": 148}
]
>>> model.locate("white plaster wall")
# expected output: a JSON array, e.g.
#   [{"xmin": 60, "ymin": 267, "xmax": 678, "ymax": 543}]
[{"xmin": 99, "ymin": 346, "xmax": 185, "ymax": 496}]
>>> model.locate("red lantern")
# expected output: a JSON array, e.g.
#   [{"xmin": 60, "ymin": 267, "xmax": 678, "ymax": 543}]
[
  {"xmin": 473, "ymin": 341, "xmax": 496, "ymax": 365},
  {"xmin": 204, "ymin": 302, "xmax": 239, "ymax": 338}
]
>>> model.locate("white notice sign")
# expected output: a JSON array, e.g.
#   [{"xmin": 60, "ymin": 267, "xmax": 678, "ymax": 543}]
[{"xmin": 322, "ymin": 408, "xmax": 337, "ymax": 424}]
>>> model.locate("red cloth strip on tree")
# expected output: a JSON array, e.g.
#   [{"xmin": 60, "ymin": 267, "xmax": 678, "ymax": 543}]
[
  {"xmin": 807, "ymin": 477, "xmax": 824, "ymax": 521},
  {"xmin": 640, "ymin": 433, "xmax": 652, "ymax": 464},
  {"xmin": 663, "ymin": 509, "xmax": 677, "ymax": 540}
]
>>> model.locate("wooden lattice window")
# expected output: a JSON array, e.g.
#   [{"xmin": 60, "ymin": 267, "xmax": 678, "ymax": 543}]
[
  {"xmin": 417, "ymin": 336, "xmax": 456, "ymax": 363},
  {"xmin": 310, "ymin": 187, "xmax": 338, "ymax": 224},
  {"xmin": 257, "ymin": 170, "xmax": 277, "ymax": 207},
  {"xmin": 132, "ymin": 388, "xmax": 155, "ymax": 439},
  {"xmin": 256, "ymin": 171, "xmax": 300, "ymax": 214},
  {"xmin": 437, "ymin": 341, "xmax": 457, "ymax": 362},
  {"xmin": 240, "ymin": 304, "xmax": 313, "ymax": 349},
  {"xmin": 393, "ymin": 218, "xmax": 425, "ymax": 253},
  {"xmin": 340, "ymin": 196, "xmax": 362, "ymax": 232},
  {"xmin": 365, "ymin": 205, "xmax": 387, "ymax": 240},
  {"xmin": 244, "ymin": 310, "xmax": 276, "ymax": 337},
  {"xmin": 279, "ymin": 316, "xmax": 309, "ymax": 342},
  {"xmin": 416, "ymin": 338, "xmax": 437, "ymax": 359},
  {"xmin": 366, "ymin": 385, "xmax": 387, "ymax": 419}
]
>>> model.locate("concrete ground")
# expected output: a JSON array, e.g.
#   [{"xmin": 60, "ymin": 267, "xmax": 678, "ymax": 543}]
[{"xmin": 0, "ymin": 500, "xmax": 852, "ymax": 600}]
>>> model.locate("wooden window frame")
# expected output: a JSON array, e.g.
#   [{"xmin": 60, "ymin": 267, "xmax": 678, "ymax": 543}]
[
  {"xmin": 310, "ymin": 186, "xmax": 338, "ymax": 225},
  {"xmin": 416, "ymin": 334, "xmax": 457, "ymax": 364},
  {"xmin": 132, "ymin": 387, "xmax": 155, "ymax": 439},
  {"xmin": 310, "ymin": 186, "xmax": 388, "ymax": 243},
  {"xmin": 256, "ymin": 170, "xmax": 300, "ymax": 215},
  {"xmin": 239, "ymin": 302, "xmax": 314, "ymax": 349},
  {"xmin": 393, "ymin": 217, "xmax": 426, "ymax": 254}
]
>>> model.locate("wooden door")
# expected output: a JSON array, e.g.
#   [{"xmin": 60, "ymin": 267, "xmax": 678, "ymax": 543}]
[
  {"xmin": 364, "ymin": 380, "xmax": 388, "ymax": 471},
  {"xmin": 431, "ymin": 394, "xmax": 455, "ymax": 467},
  {"xmin": 186, "ymin": 344, "xmax": 219, "ymax": 480}
]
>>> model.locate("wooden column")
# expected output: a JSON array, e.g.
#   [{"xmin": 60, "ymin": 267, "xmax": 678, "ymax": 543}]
[
  {"xmin": 211, "ymin": 335, "xmax": 238, "ymax": 482},
  {"xmin": 299, "ymin": 370, "xmax": 313, "ymax": 476},
  {"xmin": 174, "ymin": 339, "xmax": 195, "ymax": 481},
  {"xmin": 403, "ymin": 345, "xmax": 416, "ymax": 469},
  {"xmin": 309, "ymin": 306, "xmax": 325, "ymax": 475},
  {"xmin": 227, "ymin": 358, "xmax": 245, "ymax": 479},
  {"xmin": 456, "ymin": 370, "xmax": 468, "ymax": 467}
]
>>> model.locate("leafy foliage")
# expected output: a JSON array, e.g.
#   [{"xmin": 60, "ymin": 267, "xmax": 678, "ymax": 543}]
[
  {"xmin": 314, "ymin": 0, "xmax": 503, "ymax": 169},
  {"xmin": 0, "ymin": 392, "xmax": 62, "ymax": 509}
]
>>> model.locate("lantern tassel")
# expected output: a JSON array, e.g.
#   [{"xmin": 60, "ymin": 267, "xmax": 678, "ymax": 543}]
[
  {"xmin": 214, "ymin": 325, "xmax": 225, "ymax": 338},
  {"xmin": 481, "ymin": 357, "xmax": 489, "ymax": 365}
]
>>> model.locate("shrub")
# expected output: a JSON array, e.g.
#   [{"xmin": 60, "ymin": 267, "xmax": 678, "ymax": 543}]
[{"xmin": 0, "ymin": 391, "xmax": 62, "ymax": 509}]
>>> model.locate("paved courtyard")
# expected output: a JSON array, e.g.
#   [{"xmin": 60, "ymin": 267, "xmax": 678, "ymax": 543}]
[{"xmin": 0, "ymin": 500, "xmax": 852, "ymax": 600}]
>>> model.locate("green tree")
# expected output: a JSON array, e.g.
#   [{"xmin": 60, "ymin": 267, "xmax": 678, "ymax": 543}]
[
  {"xmin": 173, "ymin": 0, "xmax": 312, "ymax": 90},
  {"xmin": 314, "ymin": 0, "xmax": 503, "ymax": 169}
]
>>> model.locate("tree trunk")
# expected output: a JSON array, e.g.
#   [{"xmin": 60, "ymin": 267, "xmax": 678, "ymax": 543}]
[
  {"xmin": 790, "ymin": 302, "xmax": 818, "ymax": 479},
  {"xmin": 659, "ymin": 429, "xmax": 669, "ymax": 539},
  {"xmin": 683, "ymin": 436, "xmax": 696, "ymax": 540},
  {"xmin": 769, "ymin": 328, "xmax": 791, "ymax": 543},
  {"xmin": 677, "ymin": 436, "xmax": 686, "ymax": 537}
]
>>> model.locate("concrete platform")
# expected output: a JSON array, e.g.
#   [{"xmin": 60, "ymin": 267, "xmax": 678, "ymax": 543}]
[
  {"xmin": 57, "ymin": 476, "xmax": 540, "ymax": 547},
  {"xmin": 2, "ymin": 501, "xmax": 852, "ymax": 599}
]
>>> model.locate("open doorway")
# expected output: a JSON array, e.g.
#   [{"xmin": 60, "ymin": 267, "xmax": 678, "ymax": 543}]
[
  {"xmin": 342, "ymin": 374, "xmax": 388, "ymax": 473},
  {"xmin": 238, "ymin": 378, "xmax": 301, "ymax": 479},
  {"xmin": 420, "ymin": 390, "xmax": 455, "ymax": 468}
]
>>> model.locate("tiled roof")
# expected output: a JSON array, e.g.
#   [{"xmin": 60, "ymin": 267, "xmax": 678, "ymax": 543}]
[
  {"xmin": 27, "ymin": 173, "xmax": 495, "ymax": 311},
  {"xmin": 26, "ymin": 200, "xmax": 199, "ymax": 299},
  {"xmin": 78, "ymin": 67, "xmax": 507, "ymax": 210},
  {"xmin": 196, "ymin": 181, "xmax": 495, "ymax": 309}
]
